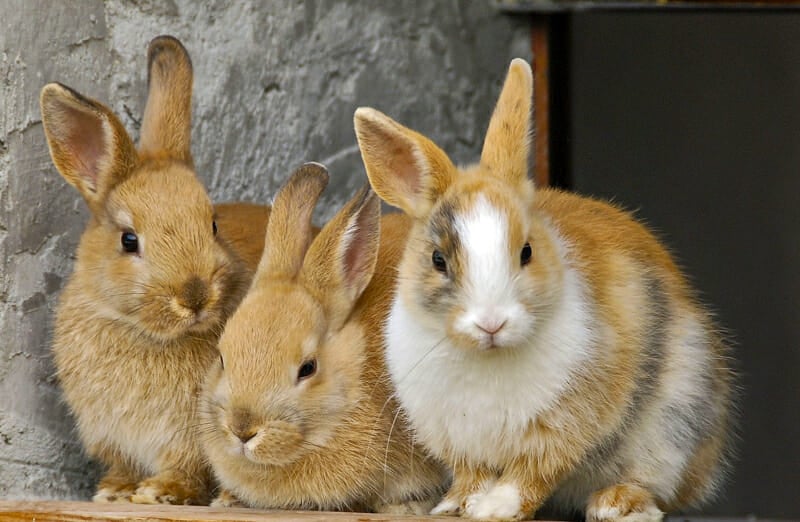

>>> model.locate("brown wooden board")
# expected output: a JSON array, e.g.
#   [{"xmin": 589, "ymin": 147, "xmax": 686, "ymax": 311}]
[{"xmin": 0, "ymin": 501, "xmax": 566, "ymax": 522}]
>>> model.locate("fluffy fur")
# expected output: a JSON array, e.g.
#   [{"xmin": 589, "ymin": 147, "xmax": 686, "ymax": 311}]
[
  {"xmin": 41, "ymin": 36, "xmax": 268, "ymax": 504},
  {"xmin": 200, "ymin": 163, "xmax": 447, "ymax": 512},
  {"xmin": 354, "ymin": 58, "xmax": 735, "ymax": 521}
]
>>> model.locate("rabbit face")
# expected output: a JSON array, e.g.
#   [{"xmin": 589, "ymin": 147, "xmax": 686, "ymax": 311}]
[
  {"xmin": 203, "ymin": 283, "xmax": 364, "ymax": 467},
  {"xmin": 77, "ymin": 162, "xmax": 238, "ymax": 342},
  {"xmin": 400, "ymin": 173, "xmax": 563, "ymax": 354}
]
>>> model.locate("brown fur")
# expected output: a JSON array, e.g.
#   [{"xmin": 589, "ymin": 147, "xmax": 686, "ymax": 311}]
[
  {"xmin": 41, "ymin": 36, "xmax": 269, "ymax": 504},
  {"xmin": 354, "ymin": 59, "xmax": 735, "ymax": 521},
  {"xmin": 200, "ymin": 164, "xmax": 447, "ymax": 512}
]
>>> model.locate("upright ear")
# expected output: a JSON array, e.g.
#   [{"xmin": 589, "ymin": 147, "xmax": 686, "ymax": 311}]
[
  {"xmin": 138, "ymin": 35, "xmax": 194, "ymax": 163},
  {"xmin": 255, "ymin": 162, "xmax": 329, "ymax": 283},
  {"xmin": 299, "ymin": 185, "xmax": 381, "ymax": 330},
  {"xmin": 480, "ymin": 58, "xmax": 533, "ymax": 187},
  {"xmin": 354, "ymin": 107, "xmax": 456, "ymax": 219},
  {"xmin": 40, "ymin": 83, "xmax": 138, "ymax": 212}
]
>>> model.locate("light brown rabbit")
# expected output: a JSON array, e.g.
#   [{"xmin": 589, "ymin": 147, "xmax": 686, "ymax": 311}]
[
  {"xmin": 354, "ymin": 59, "xmax": 735, "ymax": 521},
  {"xmin": 200, "ymin": 163, "xmax": 447, "ymax": 513},
  {"xmin": 41, "ymin": 36, "xmax": 268, "ymax": 504}
]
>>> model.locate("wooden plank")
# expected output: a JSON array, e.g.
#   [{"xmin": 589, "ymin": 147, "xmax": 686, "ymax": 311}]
[{"xmin": 0, "ymin": 501, "xmax": 455, "ymax": 522}]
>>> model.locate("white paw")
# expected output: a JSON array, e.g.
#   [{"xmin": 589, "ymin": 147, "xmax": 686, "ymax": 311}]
[
  {"xmin": 587, "ymin": 504, "xmax": 663, "ymax": 522},
  {"xmin": 431, "ymin": 497, "xmax": 461, "ymax": 515},
  {"xmin": 464, "ymin": 483, "xmax": 523, "ymax": 521}
]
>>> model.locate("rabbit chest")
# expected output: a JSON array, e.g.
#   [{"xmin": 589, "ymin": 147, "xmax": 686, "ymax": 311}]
[
  {"xmin": 53, "ymin": 309, "xmax": 213, "ymax": 472},
  {"xmin": 385, "ymin": 265, "xmax": 596, "ymax": 465}
]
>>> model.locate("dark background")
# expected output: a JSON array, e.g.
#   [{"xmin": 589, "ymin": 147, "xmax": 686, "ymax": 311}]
[{"xmin": 564, "ymin": 12, "xmax": 800, "ymax": 519}]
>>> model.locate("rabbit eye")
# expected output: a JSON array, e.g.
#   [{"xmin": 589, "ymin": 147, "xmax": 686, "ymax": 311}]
[
  {"xmin": 297, "ymin": 358, "xmax": 317, "ymax": 382},
  {"xmin": 121, "ymin": 231, "xmax": 139, "ymax": 254},
  {"xmin": 219, "ymin": 353, "xmax": 224, "ymax": 370},
  {"xmin": 521, "ymin": 242, "xmax": 532, "ymax": 266},
  {"xmin": 212, "ymin": 220, "xmax": 218, "ymax": 236},
  {"xmin": 432, "ymin": 250, "xmax": 447, "ymax": 274}
]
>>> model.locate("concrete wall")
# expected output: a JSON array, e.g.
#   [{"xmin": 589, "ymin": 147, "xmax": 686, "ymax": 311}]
[{"xmin": 0, "ymin": 0, "xmax": 529, "ymax": 499}]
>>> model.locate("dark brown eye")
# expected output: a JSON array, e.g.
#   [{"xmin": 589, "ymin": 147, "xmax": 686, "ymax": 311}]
[
  {"xmin": 432, "ymin": 250, "xmax": 447, "ymax": 274},
  {"xmin": 121, "ymin": 231, "xmax": 139, "ymax": 254},
  {"xmin": 521, "ymin": 242, "xmax": 532, "ymax": 266},
  {"xmin": 297, "ymin": 359, "xmax": 317, "ymax": 381},
  {"xmin": 212, "ymin": 220, "xmax": 218, "ymax": 236}
]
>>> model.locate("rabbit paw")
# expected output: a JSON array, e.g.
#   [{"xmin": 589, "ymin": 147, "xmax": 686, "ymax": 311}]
[
  {"xmin": 130, "ymin": 475, "xmax": 206, "ymax": 505},
  {"xmin": 586, "ymin": 484, "xmax": 663, "ymax": 522},
  {"xmin": 376, "ymin": 499, "xmax": 435, "ymax": 515},
  {"xmin": 464, "ymin": 483, "xmax": 525, "ymax": 521},
  {"xmin": 93, "ymin": 484, "xmax": 136, "ymax": 503},
  {"xmin": 210, "ymin": 489, "xmax": 246, "ymax": 508},
  {"xmin": 93, "ymin": 469, "xmax": 138, "ymax": 503},
  {"xmin": 430, "ymin": 497, "xmax": 461, "ymax": 516}
]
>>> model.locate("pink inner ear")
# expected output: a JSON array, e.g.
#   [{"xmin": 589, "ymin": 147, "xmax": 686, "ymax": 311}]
[
  {"xmin": 63, "ymin": 104, "xmax": 106, "ymax": 193},
  {"xmin": 342, "ymin": 208, "xmax": 378, "ymax": 299},
  {"xmin": 389, "ymin": 144, "xmax": 422, "ymax": 199}
]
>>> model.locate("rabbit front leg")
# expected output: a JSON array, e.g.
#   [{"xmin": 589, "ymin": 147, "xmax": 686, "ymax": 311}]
[
  {"xmin": 431, "ymin": 462, "xmax": 497, "ymax": 516},
  {"xmin": 130, "ymin": 457, "xmax": 211, "ymax": 505},
  {"xmin": 93, "ymin": 461, "xmax": 141, "ymax": 503},
  {"xmin": 463, "ymin": 451, "xmax": 554, "ymax": 521},
  {"xmin": 210, "ymin": 488, "xmax": 246, "ymax": 508},
  {"xmin": 585, "ymin": 484, "xmax": 663, "ymax": 522}
]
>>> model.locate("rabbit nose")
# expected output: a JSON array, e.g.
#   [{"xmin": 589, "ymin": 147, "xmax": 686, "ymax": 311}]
[
  {"xmin": 179, "ymin": 275, "xmax": 208, "ymax": 313},
  {"xmin": 233, "ymin": 428, "xmax": 258, "ymax": 444},
  {"xmin": 230, "ymin": 408, "xmax": 258, "ymax": 443},
  {"xmin": 476, "ymin": 319, "xmax": 506, "ymax": 335}
]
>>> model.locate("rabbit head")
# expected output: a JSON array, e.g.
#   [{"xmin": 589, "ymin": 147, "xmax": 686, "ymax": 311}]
[
  {"xmin": 355, "ymin": 59, "xmax": 562, "ymax": 354},
  {"xmin": 41, "ymin": 36, "xmax": 246, "ymax": 343},
  {"xmin": 204, "ymin": 162, "xmax": 381, "ymax": 468}
]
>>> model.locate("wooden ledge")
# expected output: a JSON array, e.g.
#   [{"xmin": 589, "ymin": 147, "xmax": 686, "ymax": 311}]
[{"xmin": 0, "ymin": 500, "xmax": 460, "ymax": 522}]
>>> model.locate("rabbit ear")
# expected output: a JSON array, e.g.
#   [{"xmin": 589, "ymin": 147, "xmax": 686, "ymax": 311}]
[
  {"xmin": 354, "ymin": 107, "xmax": 456, "ymax": 219},
  {"xmin": 138, "ymin": 35, "xmax": 194, "ymax": 163},
  {"xmin": 40, "ymin": 83, "xmax": 138, "ymax": 213},
  {"xmin": 480, "ymin": 58, "xmax": 533, "ymax": 188},
  {"xmin": 256, "ymin": 163, "xmax": 329, "ymax": 282},
  {"xmin": 299, "ymin": 185, "xmax": 381, "ymax": 330}
]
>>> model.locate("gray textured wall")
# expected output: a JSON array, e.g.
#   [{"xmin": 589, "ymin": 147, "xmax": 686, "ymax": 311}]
[{"xmin": 0, "ymin": 0, "xmax": 529, "ymax": 499}]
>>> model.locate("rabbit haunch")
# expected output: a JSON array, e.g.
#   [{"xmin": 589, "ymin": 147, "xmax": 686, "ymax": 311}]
[{"xmin": 354, "ymin": 58, "xmax": 734, "ymax": 521}]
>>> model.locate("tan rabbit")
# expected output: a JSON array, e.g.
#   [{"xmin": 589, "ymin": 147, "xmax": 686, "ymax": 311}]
[
  {"xmin": 200, "ymin": 163, "xmax": 447, "ymax": 513},
  {"xmin": 41, "ymin": 36, "xmax": 268, "ymax": 504},
  {"xmin": 354, "ymin": 59, "xmax": 736, "ymax": 521}
]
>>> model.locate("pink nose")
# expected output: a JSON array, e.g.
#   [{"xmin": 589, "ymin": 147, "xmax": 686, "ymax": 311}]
[{"xmin": 476, "ymin": 320, "xmax": 506, "ymax": 335}]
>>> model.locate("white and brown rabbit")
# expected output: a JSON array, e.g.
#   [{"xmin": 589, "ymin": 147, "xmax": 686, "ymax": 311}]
[
  {"xmin": 354, "ymin": 59, "xmax": 735, "ymax": 521},
  {"xmin": 40, "ymin": 36, "xmax": 268, "ymax": 504},
  {"xmin": 200, "ymin": 163, "xmax": 447, "ymax": 513}
]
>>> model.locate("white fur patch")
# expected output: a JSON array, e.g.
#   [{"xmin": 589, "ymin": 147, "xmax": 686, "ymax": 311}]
[
  {"xmin": 386, "ymin": 223, "xmax": 593, "ymax": 462},
  {"xmin": 465, "ymin": 483, "xmax": 522, "ymax": 520},
  {"xmin": 453, "ymin": 196, "xmax": 525, "ymax": 347}
]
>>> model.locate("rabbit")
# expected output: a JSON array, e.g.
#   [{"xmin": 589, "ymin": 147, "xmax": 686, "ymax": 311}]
[
  {"xmin": 200, "ymin": 162, "xmax": 448, "ymax": 513},
  {"xmin": 40, "ymin": 35, "xmax": 269, "ymax": 505},
  {"xmin": 353, "ymin": 58, "xmax": 736, "ymax": 522}
]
